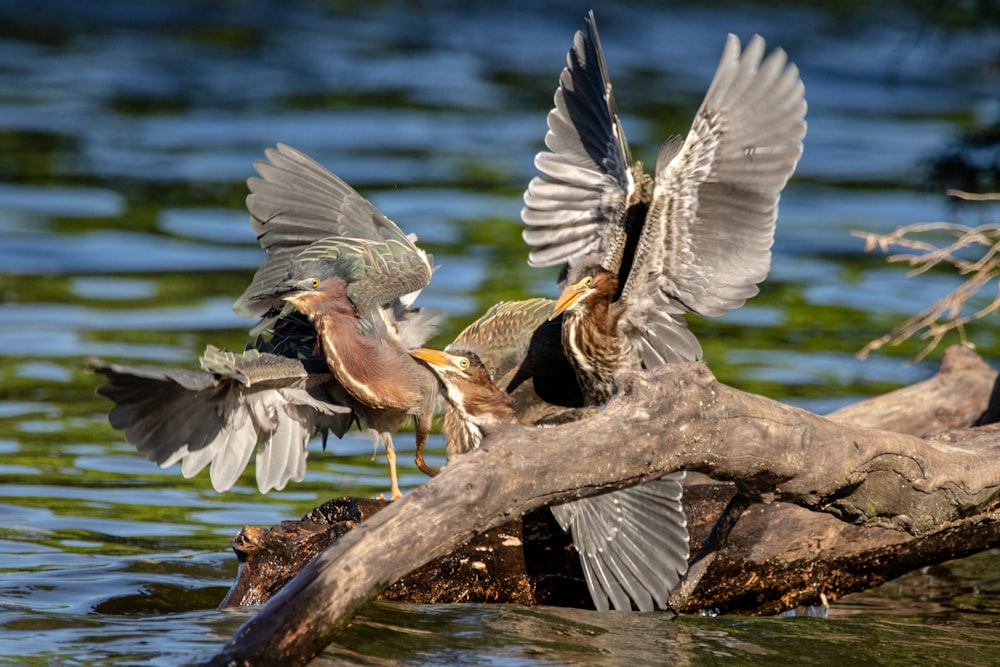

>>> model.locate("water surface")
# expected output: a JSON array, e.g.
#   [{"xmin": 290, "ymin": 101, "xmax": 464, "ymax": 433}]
[{"xmin": 1, "ymin": 1, "xmax": 999, "ymax": 664}]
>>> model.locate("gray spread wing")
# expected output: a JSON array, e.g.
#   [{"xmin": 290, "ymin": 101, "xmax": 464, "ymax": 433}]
[
  {"xmin": 551, "ymin": 474, "xmax": 689, "ymax": 611},
  {"xmin": 89, "ymin": 346, "xmax": 350, "ymax": 494},
  {"xmin": 631, "ymin": 297, "xmax": 704, "ymax": 368},
  {"xmin": 622, "ymin": 34, "xmax": 806, "ymax": 324},
  {"xmin": 234, "ymin": 143, "xmax": 431, "ymax": 318},
  {"xmin": 521, "ymin": 10, "xmax": 635, "ymax": 269}
]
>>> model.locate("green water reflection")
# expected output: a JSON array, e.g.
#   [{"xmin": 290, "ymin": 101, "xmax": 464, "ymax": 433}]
[{"xmin": 1, "ymin": 1, "xmax": 999, "ymax": 665}]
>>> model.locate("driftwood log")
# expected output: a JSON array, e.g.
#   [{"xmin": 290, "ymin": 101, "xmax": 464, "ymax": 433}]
[{"xmin": 210, "ymin": 345, "xmax": 1000, "ymax": 667}]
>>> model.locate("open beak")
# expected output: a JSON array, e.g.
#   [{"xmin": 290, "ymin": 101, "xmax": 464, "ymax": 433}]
[
  {"xmin": 409, "ymin": 348, "xmax": 463, "ymax": 371},
  {"xmin": 549, "ymin": 280, "xmax": 590, "ymax": 320}
]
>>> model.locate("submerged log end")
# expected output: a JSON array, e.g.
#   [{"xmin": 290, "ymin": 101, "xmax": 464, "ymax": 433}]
[{"xmin": 220, "ymin": 497, "xmax": 388, "ymax": 608}]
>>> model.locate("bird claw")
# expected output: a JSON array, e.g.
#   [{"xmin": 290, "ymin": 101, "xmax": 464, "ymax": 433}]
[
  {"xmin": 414, "ymin": 451, "xmax": 439, "ymax": 477},
  {"xmin": 379, "ymin": 489, "xmax": 403, "ymax": 502}
]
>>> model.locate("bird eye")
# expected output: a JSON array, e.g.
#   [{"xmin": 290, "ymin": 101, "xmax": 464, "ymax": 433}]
[
  {"xmin": 582, "ymin": 276, "xmax": 593, "ymax": 287},
  {"xmin": 309, "ymin": 278, "xmax": 320, "ymax": 289},
  {"xmin": 458, "ymin": 357, "xmax": 470, "ymax": 370}
]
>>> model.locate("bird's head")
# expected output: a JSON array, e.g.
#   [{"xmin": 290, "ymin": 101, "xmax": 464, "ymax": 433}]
[
  {"xmin": 259, "ymin": 276, "xmax": 352, "ymax": 316},
  {"xmin": 409, "ymin": 347, "xmax": 472, "ymax": 379},
  {"xmin": 549, "ymin": 264, "xmax": 618, "ymax": 320},
  {"xmin": 408, "ymin": 347, "xmax": 513, "ymax": 424}
]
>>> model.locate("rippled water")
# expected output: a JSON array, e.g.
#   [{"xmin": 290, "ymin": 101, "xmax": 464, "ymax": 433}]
[{"xmin": 1, "ymin": 1, "xmax": 999, "ymax": 665}]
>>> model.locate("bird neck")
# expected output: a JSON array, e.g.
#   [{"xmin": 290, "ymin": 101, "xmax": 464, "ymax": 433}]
[
  {"xmin": 442, "ymin": 405, "xmax": 484, "ymax": 458},
  {"xmin": 562, "ymin": 299, "xmax": 624, "ymax": 406},
  {"xmin": 440, "ymin": 381, "xmax": 515, "ymax": 457}
]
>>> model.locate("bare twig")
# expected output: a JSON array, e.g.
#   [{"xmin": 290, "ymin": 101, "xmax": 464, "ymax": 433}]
[
  {"xmin": 948, "ymin": 189, "xmax": 1000, "ymax": 202},
  {"xmin": 853, "ymin": 191, "xmax": 1000, "ymax": 360}
]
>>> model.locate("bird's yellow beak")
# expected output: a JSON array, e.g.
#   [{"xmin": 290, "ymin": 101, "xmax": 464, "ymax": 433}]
[
  {"xmin": 409, "ymin": 348, "xmax": 461, "ymax": 371},
  {"xmin": 549, "ymin": 279, "xmax": 591, "ymax": 320},
  {"xmin": 281, "ymin": 291, "xmax": 305, "ymax": 307},
  {"xmin": 278, "ymin": 278, "xmax": 321, "ymax": 307}
]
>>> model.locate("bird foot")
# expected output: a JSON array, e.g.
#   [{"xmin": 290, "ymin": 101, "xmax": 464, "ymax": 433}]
[{"xmin": 379, "ymin": 489, "xmax": 403, "ymax": 502}]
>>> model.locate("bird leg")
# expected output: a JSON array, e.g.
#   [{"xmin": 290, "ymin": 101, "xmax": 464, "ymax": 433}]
[
  {"xmin": 668, "ymin": 490, "xmax": 753, "ymax": 611},
  {"xmin": 413, "ymin": 413, "xmax": 438, "ymax": 478},
  {"xmin": 413, "ymin": 443, "xmax": 438, "ymax": 478},
  {"xmin": 382, "ymin": 433, "xmax": 402, "ymax": 501}
]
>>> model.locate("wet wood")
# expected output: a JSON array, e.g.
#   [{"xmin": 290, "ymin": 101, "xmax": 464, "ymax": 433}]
[
  {"xmin": 826, "ymin": 343, "xmax": 997, "ymax": 435},
  {"xmin": 220, "ymin": 347, "xmax": 998, "ymax": 615},
  {"xmin": 219, "ymin": 497, "xmax": 389, "ymax": 609},
  {"xmin": 210, "ymin": 345, "xmax": 1000, "ymax": 667},
  {"xmin": 220, "ymin": 482, "xmax": 733, "ymax": 612}
]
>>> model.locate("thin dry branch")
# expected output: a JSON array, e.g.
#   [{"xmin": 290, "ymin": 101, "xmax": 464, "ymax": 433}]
[
  {"xmin": 853, "ymin": 191, "xmax": 1000, "ymax": 360},
  {"xmin": 948, "ymin": 189, "xmax": 1000, "ymax": 202}
]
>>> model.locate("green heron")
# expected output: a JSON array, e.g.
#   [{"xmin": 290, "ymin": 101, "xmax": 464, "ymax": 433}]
[
  {"xmin": 409, "ymin": 299, "xmax": 687, "ymax": 612},
  {"xmin": 408, "ymin": 348, "xmax": 515, "ymax": 456},
  {"xmin": 412, "ymin": 297, "xmax": 570, "ymax": 459},
  {"xmin": 92, "ymin": 144, "xmax": 442, "ymax": 500},
  {"xmin": 520, "ymin": 12, "xmax": 806, "ymax": 609}
]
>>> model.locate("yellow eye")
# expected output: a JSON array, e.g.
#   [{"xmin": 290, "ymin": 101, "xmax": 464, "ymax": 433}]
[
  {"xmin": 458, "ymin": 357, "xmax": 470, "ymax": 370},
  {"xmin": 310, "ymin": 278, "xmax": 320, "ymax": 289},
  {"xmin": 581, "ymin": 276, "xmax": 593, "ymax": 288}
]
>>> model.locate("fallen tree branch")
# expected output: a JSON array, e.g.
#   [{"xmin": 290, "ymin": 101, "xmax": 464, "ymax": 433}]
[
  {"xmin": 210, "ymin": 346, "xmax": 1000, "ymax": 667},
  {"xmin": 826, "ymin": 343, "xmax": 996, "ymax": 435},
  {"xmin": 219, "ymin": 345, "xmax": 998, "ymax": 612}
]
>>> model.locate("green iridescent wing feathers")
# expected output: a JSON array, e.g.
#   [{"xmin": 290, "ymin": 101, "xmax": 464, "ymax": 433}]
[
  {"xmin": 448, "ymin": 298, "xmax": 555, "ymax": 381},
  {"xmin": 286, "ymin": 235, "xmax": 433, "ymax": 324},
  {"xmin": 234, "ymin": 143, "xmax": 432, "ymax": 321}
]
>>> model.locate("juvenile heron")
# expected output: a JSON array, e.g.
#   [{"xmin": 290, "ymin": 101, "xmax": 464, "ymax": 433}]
[
  {"xmin": 93, "ymin": 144, "xmax": 442, "ymax": 499},
  {"xmin": 408, "ymin": 293, "xmax": 684, "ymax": 612},
  {"xmin": 519, "ymin": 12, "xmax": 807, "ymax": 610},
  {"xmin": 412, "ymin": 298, "xmax": 573, "ymax": 459}
]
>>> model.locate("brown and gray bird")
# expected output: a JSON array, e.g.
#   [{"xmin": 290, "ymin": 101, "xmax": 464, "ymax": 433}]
[
  {"xmin": 519, "ymin": 12, "xmax": 807, "ymax": 610},
  {"xmin": 408, "ymin": 347, "xmax": 515, "ymax": 456},
  {"xmin": 412, "ymin": 297, "xmax": 572, "ymax": 459},
  {"xmin": 410, "ymin": 298, "xmax": 688, "ymax": 612},
  {"xmin": 92, "ymin": 144, "xmax": 443, "ymax": 500},
  {"xmin": 235, "ymin": 144, "xmax": 444, "ymax": 500}
]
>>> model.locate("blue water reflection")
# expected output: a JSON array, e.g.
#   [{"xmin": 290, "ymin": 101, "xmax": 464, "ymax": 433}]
[{"xmin": 1, "ymin": 1, "xmax": 998, "ymax": 665}]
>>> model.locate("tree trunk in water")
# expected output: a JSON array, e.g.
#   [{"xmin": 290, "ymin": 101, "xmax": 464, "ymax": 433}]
[{"xmin": 210, "ymin": 345, "xmax": 1000, "ymax": 667}]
